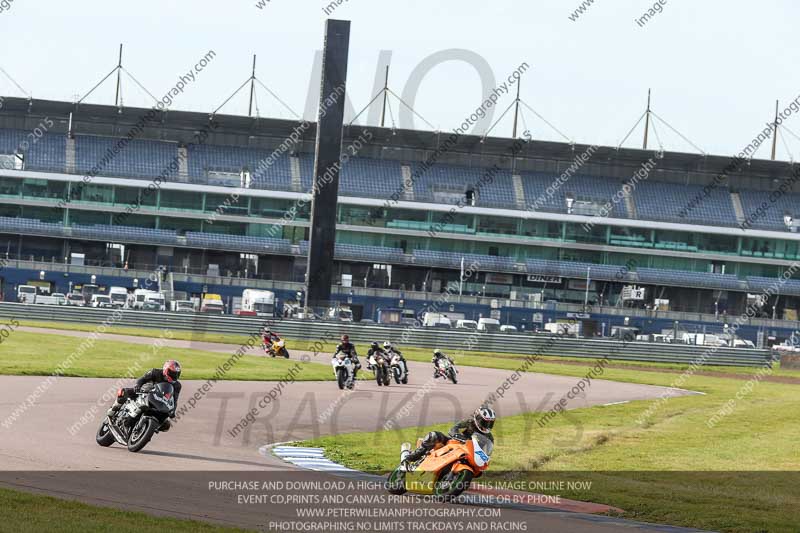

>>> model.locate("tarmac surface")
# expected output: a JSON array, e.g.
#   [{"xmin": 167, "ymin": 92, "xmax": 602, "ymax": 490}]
[{"xmin": 0, "ymin": 328, "xmax": 702, "ymax": 532}]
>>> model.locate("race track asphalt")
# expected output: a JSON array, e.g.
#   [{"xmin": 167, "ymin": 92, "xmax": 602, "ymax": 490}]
[{"xmin": 0, "ymin": 328, "xmax": 702, "ymax": 532}]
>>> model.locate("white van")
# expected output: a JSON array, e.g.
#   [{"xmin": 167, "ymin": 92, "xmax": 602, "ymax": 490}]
[
  {"xmin": 17, "ymin": 285, "xmax": 37, "ymax": 303},
  {"xmin": 132, "ymin": 289, "xmax": 166, "ymax": 311},
  {"xmin": 91, "ymin": 294, "xmax": 113, "ymax": 308},
  {"xmin": 455, "ymin": 320, "xmax": 478, "ymax": 330},
  {"xmin": 500, "ymin": 325, "xmax": 518, "ymax": 333},
  {"xmin": 477, "ymin": 318, "xmax": 501, "ymax": 332}
]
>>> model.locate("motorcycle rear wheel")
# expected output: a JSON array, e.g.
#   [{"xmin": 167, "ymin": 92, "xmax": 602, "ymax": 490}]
[
  {"xmin": 127, "ymin": 417, "xmax": 157, "ymax": 452},
  {"xmin": 386, "ymin": 467, "xmax": 407, "ymax": 495},
  {"xmin": 95, "ymin": 419, "xmax": 115, "ymax": 447}
]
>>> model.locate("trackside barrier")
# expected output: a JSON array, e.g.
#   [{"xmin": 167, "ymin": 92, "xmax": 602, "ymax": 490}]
[{"xmin": 0, "ymin": 303, "xmax": 772, "ymax": 368}]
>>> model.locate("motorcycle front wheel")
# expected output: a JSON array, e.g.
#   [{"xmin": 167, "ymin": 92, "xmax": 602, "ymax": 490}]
[
  {"xmin": 376, "ymin": 366, "xmax": 384, "ymax": 386},
  {"xmin": 337, "ymin": 367, "xmax": 347, "ymax": 390},
  {"xmin": 434, "ymin": 467, "xmax": 473, "ymax": 499},
  {"xmin": 282, "ymin": 348, "xmax": 290, "ymax": 359},
  {"xmin": 393, "ymin": 367, "xmax": 401, "ymax": 384},
  {"xmin": 95, "ymin": 419, "xmax": 115, "ymax": 447},
  {"xmin": 386, "ymin": 467, "xmax": 407, "ymax": 495},
  {"xmin": 448, "ymin": 367, "xmax": 458, "ymax": 384},
  {"xmin": 127, "ymin": 417, "xmax": 157, "ymax": 452}
]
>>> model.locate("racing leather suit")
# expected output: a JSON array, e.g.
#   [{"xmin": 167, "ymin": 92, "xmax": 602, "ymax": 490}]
[{"xmin": 404, "ymin": 418, "xmax": 494, "ymax": 463}]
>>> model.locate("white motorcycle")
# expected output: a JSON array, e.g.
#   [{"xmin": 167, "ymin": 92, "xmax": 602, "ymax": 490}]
[
  {"xmin": 389, "ymin": 351, "xmax": 409, "ymax": 384},
  {"xmin": 435, "ymin": 357, "xmax": 458, "ymax": 384},
  {"xmin": 332, "ymin": 351, "xmax": 355, "ymax": 390}
]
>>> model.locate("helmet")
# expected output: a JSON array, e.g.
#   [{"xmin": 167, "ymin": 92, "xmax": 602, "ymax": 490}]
[
  {"xmin": 433, "ymin": 349, "xmax": 443, "ymax": 356},
  {"xmin": 383, "ymin": 341, "xmax": 392, "ymax": 350},
  {"xmin": 473, "ymin": 406, "xmax": 496, "ymax": 434},
  {"xmin": 162, "ymin": 360, "xmax": 182, "ymax": 383},
  {"xmin": 371, "ymin": 341, "xmax": 379, "ymax": 349},
  {"xmin": 341, "ymin": 334, "xmax": 349, "ymax": 343},
  {"xmin": 264, "ymin": 327, "xmax": 271, "ymax": 333}
]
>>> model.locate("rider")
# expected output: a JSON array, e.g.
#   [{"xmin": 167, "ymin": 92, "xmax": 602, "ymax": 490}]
[
  {"xmin": 403, "ymin": 407, "xmax": 496, "ymax": 464},
  {"xmin": 107, "ymin": 360, "xmax": 182, "ymax": 427},
  {"xmin": 335, "ymin": 334, "xmax": 361, "ymax": 376},
  {"xmin": 366, "ymin": 341, "xmax": 386, "ymax": 370},
  {"xmin": 431, "ymin": 349, "xmax": 454, "ymax": 377},
  {"xmin": 262, "ymin": 326, "xmax": 280, "ymax": 347}
]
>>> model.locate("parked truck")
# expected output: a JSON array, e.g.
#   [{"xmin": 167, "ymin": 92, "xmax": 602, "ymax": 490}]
[
  {"xmin": 132, "ymin": 289, "xmax": 166, "ymax": 311},
  {"xmin": 240, "ymin": 289, "xmax": 275, "ymax": 316},
  {"xmin": 200, "ymin": 293, "xmax": 225, "ymax": 314},
  {"xmin": 108, "ymin": 287, "xmax": 130, "ymax": 309}
]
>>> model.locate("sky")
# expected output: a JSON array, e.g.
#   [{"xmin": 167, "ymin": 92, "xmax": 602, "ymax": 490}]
[{"xmin": 1, "ymin": 0, "xmax": 799, "ymax": 160}]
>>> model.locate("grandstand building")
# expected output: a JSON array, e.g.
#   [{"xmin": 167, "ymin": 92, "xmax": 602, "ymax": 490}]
[{"xmin": 1, "ymin": 97, "xmax": 799, "ymax": 339}]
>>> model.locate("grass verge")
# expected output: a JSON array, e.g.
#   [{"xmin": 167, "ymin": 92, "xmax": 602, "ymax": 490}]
[
  {"xmin": 15, "ymin": 319, "xmax": 800, "ymax": 380},
  {"xmin": 0, "ymin": 487, "xmax": 250, "ymax": 533},
  {"xmin": 302, "ymin": 369, "xmax": 800, "ymax": 533},
  {"xmin": 0, "ymin": 330, "xmax": 332, "ymax": 381}
]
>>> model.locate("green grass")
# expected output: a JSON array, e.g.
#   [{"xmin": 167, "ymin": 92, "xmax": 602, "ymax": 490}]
[
  {"xmin": 0, "ymin": 330, "xmax": 333, "ymax": 381},
  {"xmin": 302, "ymin": 370, "xmax": 800, "ymax": 532},
  {"xmin": 0, "ymin": 487, "xmax": 251, "ymax": 533},
  {"xmin": 17, "ymin": 319, "xmax": 800, "ymax": 379}
]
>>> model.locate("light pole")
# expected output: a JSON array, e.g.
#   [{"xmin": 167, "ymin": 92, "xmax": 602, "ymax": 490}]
[{"xmin": 584, "ymin": 266, "xmax": 591, "ymax": 310}]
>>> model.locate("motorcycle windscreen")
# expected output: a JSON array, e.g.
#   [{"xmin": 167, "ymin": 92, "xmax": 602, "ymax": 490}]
[{"xmin": 472, "ymin": 434, "xmax": 493, "ymax": 466}]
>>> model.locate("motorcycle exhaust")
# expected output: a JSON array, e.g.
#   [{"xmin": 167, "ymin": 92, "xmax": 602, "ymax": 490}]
[{"xmin": 105, "ymin": 417, "xmax": 128, "ymax": 445}]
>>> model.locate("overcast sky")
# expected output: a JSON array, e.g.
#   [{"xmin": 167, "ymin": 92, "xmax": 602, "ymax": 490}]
[{"xmin": 1, "ymin": 0, "xmax": 798, "ymax": 160}]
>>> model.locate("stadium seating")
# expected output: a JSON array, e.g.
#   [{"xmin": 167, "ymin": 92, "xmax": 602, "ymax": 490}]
[
  {"xmin": 185, "ymin": 232, "xmax": 293, "ymax": 254},
  {"xmin": 0, "ymin": 129, "xmax": 66, "ymax": 173},
  {"xmin": 738, "ymin": 190, "xmax": 800, "ymax": 231},
  {"xmin": 746, "ymin": 276, "xmax": 800, "ymax": 297},
  {"xmin": 74, "ymin": 136, "xmax": 178, "ymax": 180},
  {"xmin": 634, "ymin": 181, "xmax": 738, "ymax": 226},
  {"xmin": 637, "ymin": 267, "xmax": 744, "ymax": 290},
  {"xmin": 3, "ymin": 126, "xmax": 800, "ymax": 235}
]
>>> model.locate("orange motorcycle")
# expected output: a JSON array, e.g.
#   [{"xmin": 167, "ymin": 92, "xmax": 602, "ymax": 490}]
[{"xmin": 386, "ymin": 433, "xmax": 493, "ymax": 498}]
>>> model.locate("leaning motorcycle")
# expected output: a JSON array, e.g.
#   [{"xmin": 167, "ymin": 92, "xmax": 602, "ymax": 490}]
[
  {"xmin": 389, "ymin": 351, "xmax": 409, "ymax": 384},
  {"xmin": 264, "ymin": 338, "xmax": 290, "ymax": 358},
  {"xmin": 435, "ymin": 358, "xmax": 458, "ymax": 384},
  {"xmin": 332, "ymin": 350, "xmax": 355, "ymax": 390},
  {"xmin": 386, "ymin": 433, "xmax": 493, "ymax": 498},
  {"xmin": 370, "ymin": 352, "xmax": 391, "ymax": 386},
  {"xmin": 96, "ymin": 382, "xmax": 174, "ymax": 453}
]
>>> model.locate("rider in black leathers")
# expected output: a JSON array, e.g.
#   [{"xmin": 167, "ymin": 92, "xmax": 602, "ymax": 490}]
[
  {"xmin": 107, "ymin": 360, "xmax": 182, "ymax": 430},
  {"xmin": 335, "ymin": 335, "xmax": 361, "ymax": 376},
  {"xmin": 403, "ymin": 407, "xmax": 496, "ymax": 464}
]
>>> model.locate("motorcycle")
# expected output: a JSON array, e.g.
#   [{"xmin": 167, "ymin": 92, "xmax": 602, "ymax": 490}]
[
  {"xmin": 386, "ymin": 433, "xmax": 493, "ymax": 498},
  {"xmin": 264, "ymin": 338, "xmax": 290, "ymax": 358},
  {"xmin": 435, "ymin": 357, "xmax": 458, "ymax": 384},
  {"xmin": 369, "ymin": 351, "xmax": 391, "ymax": 386},
  {"xmin": 389, "ymin": 351, "xmax": 409, "ymax": 384},
  {"xmin": 96, "ymin": 382, "xmax": 174, "ymax": 453},
  {"xmin": 332, "ymin": 350, "xmax": 356, "ymax": 390}
]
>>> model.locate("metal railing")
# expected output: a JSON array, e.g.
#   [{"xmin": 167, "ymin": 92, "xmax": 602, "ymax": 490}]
[{"xmin": 0, "ymin": 302, "xmax": 772, "ymax": 367}]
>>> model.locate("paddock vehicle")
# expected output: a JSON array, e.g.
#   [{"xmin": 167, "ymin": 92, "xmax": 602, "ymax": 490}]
[
  {"xmin": 434, "ymin": 357, "xmax": 458, "ymax": 384},
  {"xmin": 332, "ymin": 350, "xmax": 356, "ymax": 390},
  {"xmin": 65, "ymin": 293, "xmax": 86, "ymax": 306},
  {"xmin": 96, "ymin": 382, "xmax": 174, "ymax": 453},
  {"xmin": 389, "ymin": 351, "xmax": 409, "ymax": 384},
  {"xmin": 369, "ymin": 350, "xmax": 391, "ymax": 386},
  {"xmin": 386, "ymin": 433, "xmax": 493, "ymax": 498},
  {"xmin": 264, "ymin": 338, "xmax": 290, "ymax": 358}
]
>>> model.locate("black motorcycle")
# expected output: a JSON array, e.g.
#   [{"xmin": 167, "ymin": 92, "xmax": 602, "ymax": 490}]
[
  {"xmin": 370, "ymin": 352, "xmax": 391, "ymax": 386},
  {"xmin": 96, "ymin": 382, "xmax": 174, "ymax": 452}
]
